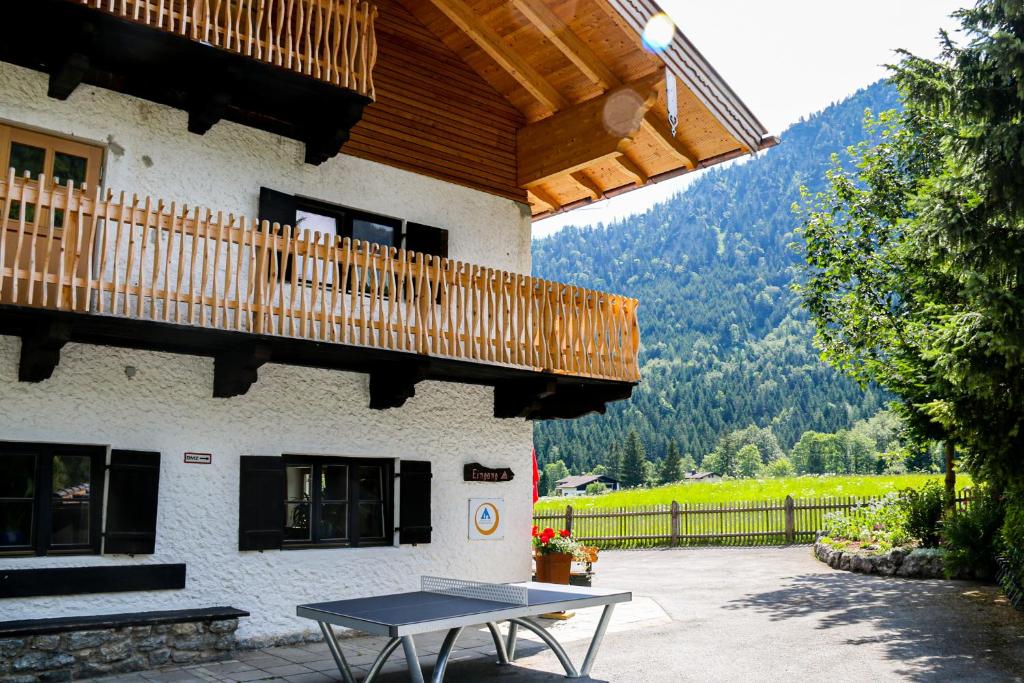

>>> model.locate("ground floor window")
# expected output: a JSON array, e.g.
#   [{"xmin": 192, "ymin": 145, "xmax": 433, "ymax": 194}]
[
  {"xmin": 0, "ymin": 442, "xmax": 105, "ymax": 556},
  {"xmin": 283, "ymin": 456, "xmax": 393, "ymax": 549}
]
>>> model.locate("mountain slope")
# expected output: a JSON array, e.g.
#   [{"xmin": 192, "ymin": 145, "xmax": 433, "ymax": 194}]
[{"xmin": 532, "ymin": 81, "xmax": 899, "ymax": 472}]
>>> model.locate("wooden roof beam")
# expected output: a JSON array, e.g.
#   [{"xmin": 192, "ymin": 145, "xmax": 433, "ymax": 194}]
[
  {"xmin": 528, "ymin": 185, "xmax": 563, "ymax": 212},
  {"xmin": 641, "ymin": 112, "xmax": 697, "ymax": 168},
  {"xmin": 570, "ymin": 170, "xmax": 605, "ymax": 200},
  {"xmin": 614, "ymin": 153, "xmax": 649, "ymax": 187},
  {"xmin": 517, "ymin": 72, "xmax": 661, "ymax": 187},
  {"xmin": 511, "ymin": 0, "xmax": 621, "ymax": 89},
  {"xmin": 427, "ymin": 0, "xmax": 569, "ymax": 113}
]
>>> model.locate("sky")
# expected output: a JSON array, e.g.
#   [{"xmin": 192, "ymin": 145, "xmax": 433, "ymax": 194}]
[{"xmin": 533, "ymin": 0, "xmax": 965, "ymax": 238}]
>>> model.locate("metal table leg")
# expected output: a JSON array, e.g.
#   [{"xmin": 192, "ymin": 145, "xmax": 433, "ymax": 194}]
[
  {"xmin": 580, "ymin": 604, "xmax": 616, "ymax": 676},
  {"xmin": 505, "ymin": 621, "xmax": 519, "ymax": 661},
  {"xmin": 318, "ymin": 622, "xmax": 356, "ymax": 683},
  {"xmin": 363, "ymin": 637, "xmax": 402, "ymax": 683},
  {"xmin": 505, "ymin": 618, "xmax": 579, "ymax": 678},
  {"xmin": 430, "ymin": 627, "xmax": 464, "ymax": 683},
  {"xmin": 485, "ymin": 622, "xmax": 510, "ymax": 665},
  {"xmin": 401, "ymin": 635, "xmax": 425, "ymax": 683}
]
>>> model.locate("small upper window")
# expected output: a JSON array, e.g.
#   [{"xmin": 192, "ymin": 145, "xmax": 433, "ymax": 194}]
[
  {"xmin": 282, "ymin": 456, "xmax": 393, "ymax": 549},
  {"xmin": 0, "ymin": 123, "xmax": 103, "ymax": 228},
  {"xmin": 0, "ymin": 442, "xmax": 106, "ymax": 556}
]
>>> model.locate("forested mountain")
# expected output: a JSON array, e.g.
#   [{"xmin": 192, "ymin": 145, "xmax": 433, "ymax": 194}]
[{"xmin": 533, "ymin": 81, "xmax": 899, "ymax": 473}]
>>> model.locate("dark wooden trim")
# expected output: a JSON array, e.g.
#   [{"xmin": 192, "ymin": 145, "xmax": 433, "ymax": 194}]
[
  {"xmin": 18, "ymin": 320, "xmax": 71, "ymax": 382},
  {"xmin": 0, "ymin": 306, "xmax": 636, "ymax": 420},
  {"xmin": 369, "ymin": 360, "xmax": 429, "ymax": 410},
  {"xmin": 0, "ymin": 606, "xmax": 247, "ymax": 638},
  {"xmin": 0, "ymin": 563, "xmax": 185, "ymax": 599},
  {"xmin": 213, "ymin": 344, "xmax": 272, "ymax": 398}
]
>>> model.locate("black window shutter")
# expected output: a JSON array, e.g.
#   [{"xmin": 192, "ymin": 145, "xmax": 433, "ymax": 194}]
[
  {"xmin": 239, "ymin": 456, "xmax": 284, "ymax": 551},
  {"xmin": 398, "ymin": 460, "xmax": 432, "ymax": 544},
  {"xmin": 258, "ymin": 187, "xmax": 297, "ymax": 231},
  {"xmin": 104, "ymin": 450, "xmax": 161, "ymax": 555},
  {"xmin": 404, "ymin": 222, "xmax": 449, "ymax": 258},
  {"xmin": 258, "ymin": 188, "xmax": 298, "ymax": 281}
]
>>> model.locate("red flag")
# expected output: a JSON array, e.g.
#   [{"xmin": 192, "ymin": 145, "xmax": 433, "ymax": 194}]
[{"xmin": 532, "ymin": 447, "xmax": 540, "ymax": 503}]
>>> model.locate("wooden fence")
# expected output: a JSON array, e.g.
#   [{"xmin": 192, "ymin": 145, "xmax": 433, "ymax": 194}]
[
  {"xmin": 78, "ymin": 0, "xmax": 378, "ymax": 98},
  {"xmin": 0, "ymin": 174, "xmax": 641, "ymax": 382},
  {"xmin": 533, "ymin": 489, "xmax": 976, "ymax": 548}
]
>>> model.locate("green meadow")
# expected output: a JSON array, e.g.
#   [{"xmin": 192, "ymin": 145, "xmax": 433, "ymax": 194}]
[{"xmin": 534, "ymin": 474, "xmax": 971, "ymax": 513}]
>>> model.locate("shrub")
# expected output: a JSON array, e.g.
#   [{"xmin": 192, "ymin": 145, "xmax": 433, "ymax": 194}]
[
  {"xmin": 765, "ymin": 457, "xmax": 796, "ymax": 477},
  {"xmin": 822, "ymin": 493, "xmax": 909, "ymax": 548},
  {"xmin": 942, "ymin": 488, "xmax": 1004, "ymax": 579},
  {"xmin": 899, "ymin": 480, "xmax": 947, "ymax": 548},
  {"xmin": 585, "ymin": 482, "xmax": 608, "ymax": 495}
]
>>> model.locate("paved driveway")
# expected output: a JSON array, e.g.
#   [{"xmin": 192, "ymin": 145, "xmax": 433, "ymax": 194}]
[{"xmin": 106, "ymin": 547, "xmax": 1024, "ymax": 682}]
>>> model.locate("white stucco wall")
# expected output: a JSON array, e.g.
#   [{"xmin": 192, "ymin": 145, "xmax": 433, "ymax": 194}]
[
  {"xmin": 0, "ymin": 61, "xmax": 537, "ymax": 641},
  {"xmin": 0, "ymin": 62, "xmax": 533, "ymax": 274},
  {"xmin": 0, "ymin": 337, "xmax": 535, "ymax": 640}
]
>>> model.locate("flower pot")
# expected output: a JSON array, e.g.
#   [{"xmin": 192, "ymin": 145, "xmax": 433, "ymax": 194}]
[{"xmin": 535, "ymin": 552, "xmax": 572, "ymax": 584}]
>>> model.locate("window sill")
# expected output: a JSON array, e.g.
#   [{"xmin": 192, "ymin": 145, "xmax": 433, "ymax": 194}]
[{"xmin": 281, "ymin": 541, "xmax": 395, "ymax": 551}]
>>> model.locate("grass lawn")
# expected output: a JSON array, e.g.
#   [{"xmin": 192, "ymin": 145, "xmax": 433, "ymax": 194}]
[{"xmin": 534, "ymin": 473, "xmax": 972, "ymax": 513}]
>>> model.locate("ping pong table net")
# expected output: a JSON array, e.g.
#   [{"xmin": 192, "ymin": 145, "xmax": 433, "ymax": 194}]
[{"xmin": 421, "ymin": 576, "xmax": 529, "ymax": 606}]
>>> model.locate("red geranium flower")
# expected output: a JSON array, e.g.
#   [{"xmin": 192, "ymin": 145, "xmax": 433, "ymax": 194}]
[
  {"xmin": 532, "ymin": 525, "xmax": 539, "ymax": 537},
  {"xmin": 559, "ymin": 529, "xmax": 571, "ymax": 538}
]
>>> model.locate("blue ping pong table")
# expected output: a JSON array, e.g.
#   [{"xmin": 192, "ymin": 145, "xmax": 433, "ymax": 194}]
[{"xmin": 296, "ymin": 576, "xmax": 631, "ymax": 682}]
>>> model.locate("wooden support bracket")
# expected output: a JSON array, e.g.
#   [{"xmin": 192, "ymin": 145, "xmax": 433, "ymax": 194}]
[
  {"xmin": 493, "ymin": 379, "xmax": 558, "ymax": 419},
  {"xmin": 368, "ymin": 360, "xmax": 430, "ymax": 410},
  {"xmin": 49, "ymin": 52, "xmax": 90, "ymax": 101},
  {"xmin": 188, "ymin": 91, "xmax": 232, "ymax": 136},
  {"xmin": 213, "ymin": 343, "xmax": 271, "ymax": 398},
  {"xmin": 19, "ymin": 320, "xmax": 72, "ymax": 383}
]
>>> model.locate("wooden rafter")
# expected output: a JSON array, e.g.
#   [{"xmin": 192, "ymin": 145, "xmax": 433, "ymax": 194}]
[
  {"xmin": 511, "ymin": 0, "xmax": 621, "ymax": 89},
  {"xmin": 640, "ymin": 112, "xmax": 696, "ymax": 168},
  {"xmin": 426, "ymin": 0, "xmax": 569, "ymax": 113},
  {"xmin": 517, "ymin": 72, "xmax": 661, "ymax": 187},
  {"xmin": 614, "ymin": 153, "xmax": 649, "ymax": 186},
  {"xmin": 570, "ymin": 170, "xmax": 605, "ymax": 200},
  {"xmin": 529, "ymin": 185, "xmax": 563, "ymax": 211}
]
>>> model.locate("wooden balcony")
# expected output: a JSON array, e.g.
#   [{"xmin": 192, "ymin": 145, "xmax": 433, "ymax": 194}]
[
  {"xmin": 0, "ymin": 0, "xmax": 379, "ymax": 164},
  {"xmin": 0, "ymin": 175, "xmax": 639, "ymax": 419}
]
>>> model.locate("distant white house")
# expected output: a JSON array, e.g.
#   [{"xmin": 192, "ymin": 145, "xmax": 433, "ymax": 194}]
[
  {"xmin": 556, "ymin": 474, "xmax": 621, "ymax": 496},
  {"xmin": 684, "ymin": 471, "xmax": 723, "ymax": 483}
]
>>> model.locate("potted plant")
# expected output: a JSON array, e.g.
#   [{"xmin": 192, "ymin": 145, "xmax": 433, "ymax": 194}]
[{"xmin": 532, "ymin": 526, "xmax": 586, "ymax": 584}]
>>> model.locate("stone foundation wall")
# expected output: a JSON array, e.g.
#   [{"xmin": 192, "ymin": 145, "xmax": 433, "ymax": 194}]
[
  {"xmin": 814, "ymin": 540, "xmax": 953, "ymax": 579},
  {"xmin": 0, "ymin": 618, "xmax": 239, "ymax": 682}
]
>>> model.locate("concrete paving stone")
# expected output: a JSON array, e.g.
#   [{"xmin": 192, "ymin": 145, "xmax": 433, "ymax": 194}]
[
  {"xmin": 221, "ymin": 669, "xmax": 280, "ymax": 682},
  {"xmin": 281, "ymin": 673, "xmax": 339, "ymax": 683},
  {"xmin": 261, "ymin": 648, "xmax": 323, "ymax": 664},
  {"xmin": 197, "ymin": 661, "xmax": 256, "ymax": 676},
  {"xmin": 259, "ymin": 663, "xmax": 314, "ymax": 677},
  {"xmin": 303, "ymin": 658, "xmax": 339, "ymax": 672}
]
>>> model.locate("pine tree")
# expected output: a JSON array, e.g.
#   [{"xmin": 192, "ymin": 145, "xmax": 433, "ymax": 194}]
[
  {"xmin": 621, "ymin": 430, "xmax": 648, "ymax": 488},
  {"xmin": 537, "ymin": 468, "xmax": 551, "ymax": 497},
  {"xmin": 604, "ymin": 442, "xmax": 623, "ymax": 481},
  {"xmin": 659, "ymin": 441, "xmax": 683, "ymax": 485}
]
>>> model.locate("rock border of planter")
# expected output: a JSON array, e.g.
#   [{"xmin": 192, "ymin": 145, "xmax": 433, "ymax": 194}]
[
  {"xmin": 0, "ymin": 617, "xmax": 239, "ymax": 682},
  {"xmin": 813, "ymin": 539, "xmax": 954, "ymax": 579}
]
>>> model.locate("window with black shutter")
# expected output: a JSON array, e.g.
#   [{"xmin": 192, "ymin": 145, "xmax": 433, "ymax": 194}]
[
  {"xmin": 103, "ymin": 450, "xmax": 161, "ymax": 555},
  {"xmin": 404, "ymin": 223, "xmax": 449, "ymax": 259},
  {"xmin": 281, "ymin": 456, "xmax": 393, "ymax": 549},
  {"xmin": 0, "ymin": 441, "xmax": 106, "ymax": 557},
  {"xmin": 397, "ymin": 460, "xmax": 432, "ymax": 545}
]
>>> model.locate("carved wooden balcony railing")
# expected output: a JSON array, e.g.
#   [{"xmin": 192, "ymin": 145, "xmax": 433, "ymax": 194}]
[
  {"xmin": 76, "ymin": 0, "xmax": 378, "ymax": 99},
  {"xmin": 0, "ymin": 175, "xmax": 641, "ymax": 414},
  {"xmin": 0, "ymin": 1, "xmax": 379, "ymax": 165}
]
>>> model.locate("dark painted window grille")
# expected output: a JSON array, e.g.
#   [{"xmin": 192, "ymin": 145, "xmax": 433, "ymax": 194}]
[{"xmin": 282, "ymin": 456, "xmax": 393, "ymax": 549}]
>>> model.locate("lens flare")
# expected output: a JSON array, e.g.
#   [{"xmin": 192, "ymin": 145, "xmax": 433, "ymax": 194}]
[{"xmin": 642, "ymin": 13, "xmax": 675, "ymax": 53}]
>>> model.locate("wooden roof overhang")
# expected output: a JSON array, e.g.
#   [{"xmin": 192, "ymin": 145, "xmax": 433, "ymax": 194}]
[{"xmin": 394, "ymin": 0, "xmax": 778, "ymax": 219}]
